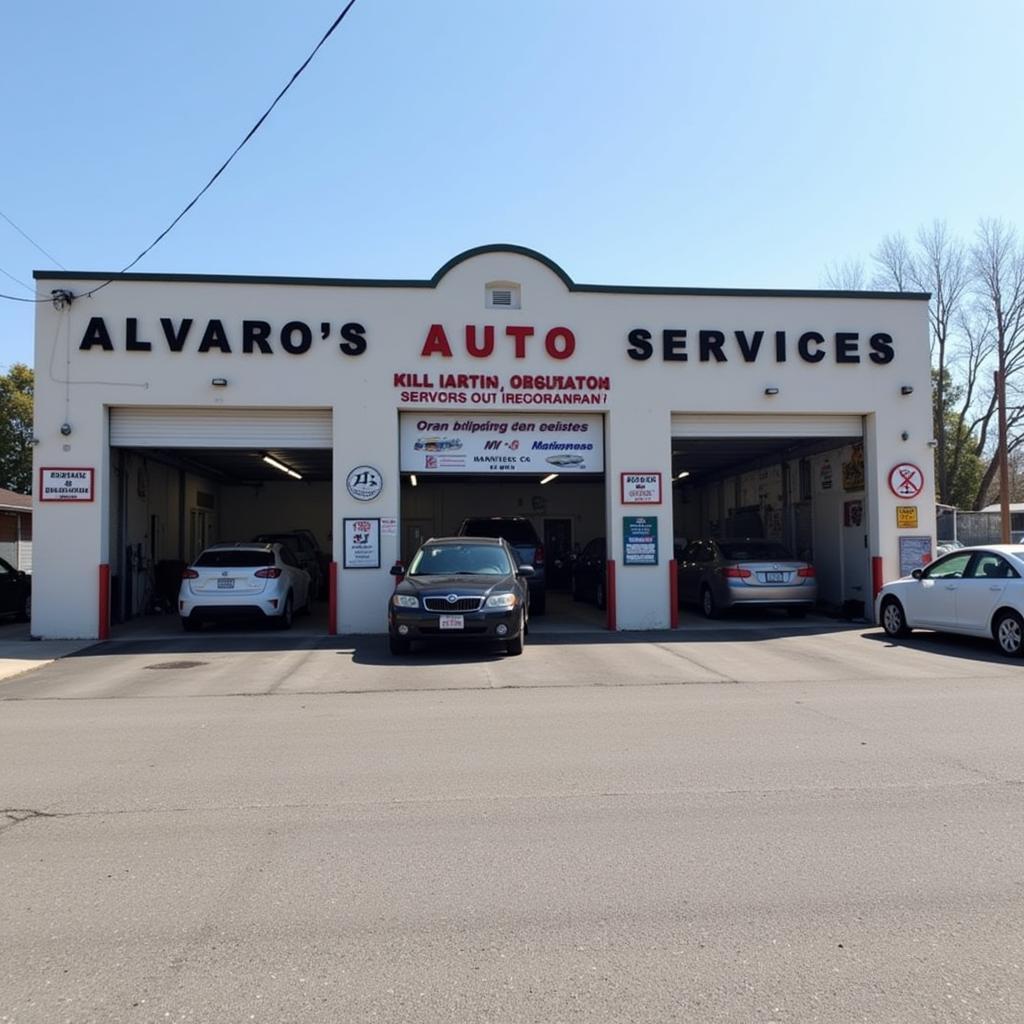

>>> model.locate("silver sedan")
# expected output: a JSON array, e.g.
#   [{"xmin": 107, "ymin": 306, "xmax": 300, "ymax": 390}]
[{"xmin": 677, "ymin": 539, "xmax": 818, "ymax": 619}]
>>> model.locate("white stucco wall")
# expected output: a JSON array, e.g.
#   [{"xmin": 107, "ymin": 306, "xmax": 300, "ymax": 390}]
[{"xmin": 32, "ymin": 247, "xmax": 934, "ymax": 638}]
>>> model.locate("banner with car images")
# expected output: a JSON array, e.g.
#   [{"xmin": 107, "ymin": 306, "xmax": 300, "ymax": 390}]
[{"xmin": 399, "ymin": 413, "xmax": 604, "ymax": 474}]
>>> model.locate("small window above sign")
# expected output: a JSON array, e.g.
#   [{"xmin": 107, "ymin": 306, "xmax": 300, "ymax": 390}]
[{"xmin": 485, "ymin": 281, "xmax": 521, "ymax": 310}]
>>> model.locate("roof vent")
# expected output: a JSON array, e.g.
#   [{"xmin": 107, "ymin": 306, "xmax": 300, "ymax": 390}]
[{"xmin": 485, "ymin": 281, "xmax": 521, "ymax": 310}]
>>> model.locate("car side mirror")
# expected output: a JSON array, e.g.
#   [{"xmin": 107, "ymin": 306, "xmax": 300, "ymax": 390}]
[
  {"xmin": 517, "ymin": 564, "xmax": 535, "ymax": 577},
  {"xmin": 389, "ymin": 564, "xmax": 405, "ymax": 577},
  {"xmin": 911, "ymin": 568, "xmax": 924, "ymax": 580}
]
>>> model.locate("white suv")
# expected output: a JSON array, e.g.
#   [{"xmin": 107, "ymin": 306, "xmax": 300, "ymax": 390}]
[{"xmin": 178, "ymin": 543, "xmax": 311, "ymax": 631}]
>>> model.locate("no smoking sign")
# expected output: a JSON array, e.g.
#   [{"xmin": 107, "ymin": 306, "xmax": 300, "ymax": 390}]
[{"xmin": 888, "ymin": 462, "xmax": 924, "ymax": 499}]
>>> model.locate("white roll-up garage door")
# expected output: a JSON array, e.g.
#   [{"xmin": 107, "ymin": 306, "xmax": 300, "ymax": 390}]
[
  {"xmin": 109, "ymin": 407, "xmax": 333, "ymax": 448},
  {"xmin": 671, "ymin": 413, "xmax": 862, "ymax": 438}
]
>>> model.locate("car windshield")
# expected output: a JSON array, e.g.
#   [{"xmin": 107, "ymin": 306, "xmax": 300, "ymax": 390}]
[
  {"xmin": 461, "ymin": 520, "xmax": 538, "ymax": 544},
  {"xmin": 195, "ymin": 550, "xmax": 274, "ymax": 568},
  {"xmin": 717, "ymin": 541, "xmax": 795, "ymax": 561},
  {"xmin": 409, "ymin": 544, "xmax": 512, "ymax": 576}
]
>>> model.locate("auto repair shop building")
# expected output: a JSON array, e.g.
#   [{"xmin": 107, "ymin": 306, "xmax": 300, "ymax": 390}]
[{"xmin": 31, "ymin": 245, "xmax": 934, "ymax": 639}]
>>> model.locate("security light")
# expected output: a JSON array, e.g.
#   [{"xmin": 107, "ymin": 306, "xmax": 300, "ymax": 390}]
[{"xmin": 540, "ymin": 473, "xmax": 558, "ymax": 485}]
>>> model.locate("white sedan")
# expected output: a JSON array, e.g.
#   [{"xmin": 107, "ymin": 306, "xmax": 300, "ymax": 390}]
[
  {"xmin": 179, "ymin": 542, "xmax": 311, "ymax": 631},
  {"xmin": 876, "ymin": 544, "xmax": 1024, "ymax": 657}
]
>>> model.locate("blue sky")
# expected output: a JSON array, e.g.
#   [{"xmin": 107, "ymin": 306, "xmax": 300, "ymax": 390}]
[{"xmin": 2, "ymin": 0, "xmax": 1022, "ymax": 370}]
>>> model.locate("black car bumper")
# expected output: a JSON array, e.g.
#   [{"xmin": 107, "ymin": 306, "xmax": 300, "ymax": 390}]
[{"xmin": 389, "ymin": 606, "xmax": 522, "ymax": 641}]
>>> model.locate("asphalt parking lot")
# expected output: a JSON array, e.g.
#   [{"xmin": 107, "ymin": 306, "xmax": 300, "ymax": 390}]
[{"xmin": 2, "ymin": 614, "xmax": 1023, "ymax": 1023}]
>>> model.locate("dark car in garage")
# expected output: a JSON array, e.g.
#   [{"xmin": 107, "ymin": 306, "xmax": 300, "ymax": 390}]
[
  {"xmin": 571, "ymin": 536, "xmax": 607, "ymax": 609},
  {"xmin": 0, "ymin": 556, "xmax": 30, "ymax": 622},
  {"xmin": 455, "ymin": 516, "xmax": 546, "ymax": 614}
]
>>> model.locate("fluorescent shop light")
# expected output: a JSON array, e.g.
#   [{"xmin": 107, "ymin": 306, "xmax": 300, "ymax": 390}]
[
  {"xmin": 262, "ymin": 455, "xmax": 302, "ymax": 479},
  {"xmin": 540, "ymin": 473, "xmax": 558, "ymax": 485}
]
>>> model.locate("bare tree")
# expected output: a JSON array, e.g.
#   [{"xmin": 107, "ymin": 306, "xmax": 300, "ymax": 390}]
[
  {"xmin": 969, "ymin": 219, "xmax": 1024, "ymax": 509},
  {"xmin": 822, "ymin": 258, "xmax": 866, "ymax": 290},
  {"xmin": 871, "ymin": 222, "xmax": 971, "ymax": 503}
]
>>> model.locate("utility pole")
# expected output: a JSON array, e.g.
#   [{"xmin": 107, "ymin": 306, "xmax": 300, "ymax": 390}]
[{"xmin": 996, "ymin": 366, "xmax": 1011, "ymax": 543}]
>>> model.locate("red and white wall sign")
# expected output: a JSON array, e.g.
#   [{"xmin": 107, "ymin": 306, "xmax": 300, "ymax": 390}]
[{"xmin": 621, "ymin": 472, "xmax": 662, "ymax": 504}]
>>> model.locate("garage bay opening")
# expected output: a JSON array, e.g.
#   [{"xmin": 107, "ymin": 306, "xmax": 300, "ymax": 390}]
[
  {"xmin": 671, "ymin": 414, "xmax": 867, "ymax": 625},
  {"xmin": 107, "ymin": 407, "xmax": 333, "ymax": 636},
  {"xmin": 397, "ymin": 412, "xmax": 607, "ymax": 631}
]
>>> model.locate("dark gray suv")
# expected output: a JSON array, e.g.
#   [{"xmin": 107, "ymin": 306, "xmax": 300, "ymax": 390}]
[{"xmin": 456, "ymin": 516, "xmax": 546, "ymax": 613}]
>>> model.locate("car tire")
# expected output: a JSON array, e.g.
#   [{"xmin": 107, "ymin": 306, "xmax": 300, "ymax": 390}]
[
  {"xmin": 880, "ymin": 597, "xmax": 911, "ymax": 638},
  {"xmin": 389, "ymin": 633, "xmax": 410, "ymax": 656},
  {"xmin": 532, "ymin": 590, "xmax": 546, "ymax": 616},
  {"xmin": 506, "ymin": 611, "xmax": 525, "ymax": 656},
  {"xmin": 276, "ymin": 594, "xmax": 294, "ymax": 631},
  {"xmin": 16, "ymin": 593, "xmax": 30, "ymax": 623},
  {"xmin": 701, "ymin": 586, "xmax": 719, "ymax": 619},
  {"xmin": 181, "ymin": 615, "xmax": 200, "ymax": 632},
  {"xmin": 994, "ymin": 610, "xmax": 1024, "ymax": 657},
  {"xmin": 595, "ymin": 580, "xmax": 606, "ymax": 611}
]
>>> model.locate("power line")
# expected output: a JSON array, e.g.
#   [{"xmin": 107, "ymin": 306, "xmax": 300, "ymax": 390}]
[
  {"xmin": 0, "ymin": 0, "xmax": 360, "ymax": 306},
  {"xmin": 0, "ymin": 264, "xmax": 36, "ymax": 295},
  {"xmin": 0, "ymin": 210, "xmax": 66, "ymax": 270}
]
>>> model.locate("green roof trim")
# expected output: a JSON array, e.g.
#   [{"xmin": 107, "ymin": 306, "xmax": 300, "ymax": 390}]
[{"xmin": 34, "ymin": 243, "xmax": 931, "ymax": 301}]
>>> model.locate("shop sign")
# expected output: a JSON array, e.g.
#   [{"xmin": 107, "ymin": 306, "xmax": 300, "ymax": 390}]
[
  {"xmin": 399, "ymin": 413, "xmax": 603, "ymax": 474},
  {"xmin": 39, "ymin": 467, "xmax": 94, "ymax": 502},
  {"xmin": 621, "ymin": 472, "xmax": 662, "ymax": 505},
  {"xmin": 899, "ymin": 536, "xmax": 933, "ymax": 576},
  {"xmin": 346, "ymin": 465, "xmax": 383, "ymax": 501},
  {"xmin": 896, "ymin": 506, "xmax": 918, "ymax": 529},
  {"xmin": 888, "ymin": 463, "xmax": 924, "ymax": 499},
  {"xmin": 623, "ymin": 516, "xmax": 658, "ymax": 566},
  {"xmin": 343, "ymin": 518, "xmax": 380, "ymax": 568}
]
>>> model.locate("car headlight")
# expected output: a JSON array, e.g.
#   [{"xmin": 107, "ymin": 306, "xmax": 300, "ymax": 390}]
[
  {"xmin": 485, "ymin": 593, "xmax": 518, "ymax": 609},
  {"xmin": 392, "ymin": 594, "xmax": 419, "ymax": 608}
]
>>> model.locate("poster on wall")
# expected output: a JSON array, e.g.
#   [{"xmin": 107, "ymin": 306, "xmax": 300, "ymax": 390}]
[
  {"xmin": 842, "ymin": 443, "xmax": 865, "ymax": 491},
  {"xmin": 621, "ymin": 472, "xmax": 662, "ymax": 504},
  {"xmin": 623, "ymin": 516, "xmax": 658, "ymax": 565},
  {"xmin": 343, "ymin": 518, "xmax": 380, "ymax": 569},
  {"xmin": 898, "ymin": 536, "xmax": 933, "ymax": 576},
  {"xmin": 844, "ymin": 500, "xmax": 863, "ymax": 527},
  {"xmin": 39, "ymin": 467, "xmax": 94, "ymax": 502},
  {"xmin": 399, "ymin": 413, "xmax": 603, "ymax": 474}
]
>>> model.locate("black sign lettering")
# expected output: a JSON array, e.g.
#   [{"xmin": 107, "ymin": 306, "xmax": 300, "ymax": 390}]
[
  {"xmin": 339, "ymin": 321, "xmax": 367, "ymax": 356},
  {"xmin": 125, "ymin": 317, "xmax": 151, "ymax": 352},
  {"xmin": 699, "ymin": 330, "xmax": 726, "ymax": 362},
  {"xmin": 662, "ymin": 329, "xmax": 688, "ymax": 362},
  {"xmin": 80, "ymin": 317, "xmax": 114, "ymax": 351},
  {"xmin": 280, "ymin": 321, "xmax": 312, "ymax": 355},
  {"xmin": 198, "ymin": 320, "xmax": 232, "ymax": 353},
  {"xmin": 626, "ymin": 329, "xmax": 653, "ymax": 361},
  {"xmin": 242, "ymin": 320, "xmax": 273, "ymax": 354},
  {"xmin": 160, "ymin": 318, "xmax": 193, "ymax": 352}
]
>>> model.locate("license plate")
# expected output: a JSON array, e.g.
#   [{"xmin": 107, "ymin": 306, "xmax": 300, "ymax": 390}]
[
  {"xmin": 764, "ymin": 572, "xmax": 786, "ymax": 583},
  {"xmin": 217, "ymin": 578, "xmax": 235, "ymax": 589},
  {"xmin": 439, "ymin": 614, "xmax": 464, "ymax": 630}
]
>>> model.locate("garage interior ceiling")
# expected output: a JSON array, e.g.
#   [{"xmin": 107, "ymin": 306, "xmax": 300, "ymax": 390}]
[
  {"xmin": 138, "ymin": 448, "xmax": 334, "ymax": 483},
  {"xmin": 671, "ymin": 435, "xmax": 861, "ymax": 484},
  {"xmin": 119, "ymin": 434, "xmax": 860, "ymax": 486}
]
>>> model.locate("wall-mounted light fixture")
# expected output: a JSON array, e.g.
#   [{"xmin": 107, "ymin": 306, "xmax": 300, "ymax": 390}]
[
  {"xmin": 211, "ymin": 378, "xmax": 228, "ymax": 388},
  {"xmin": 676, "ymin": 470, "xmax": 690, "ymax": 480},
  {"xmin": 927, "ymin": 439, "xmax": 939, "ymax": 448},
  {"xmin": 764, "ymin": 387, "xmax": 780, "ymax": 396},
  {"xmin": 60, "ymin": 422, "xmax": 72, "ymax": 436},
  {"xmin": 262, "ymin": 454, "xmax": 302, "ymax": 479},
  {"xmin": 410, "ymin": 474, "xmax": 418, "ymax": 487},
  {"xmin": 540, "ymin": 473, "xmax": 558, "ymax": 485},
  {"xmin": 901, "ymin": 431, "xmax": 910, "ymax": 441},
  {"xmin": 900, "ymin": 385, "xmax": 914, "ymax": 395}
]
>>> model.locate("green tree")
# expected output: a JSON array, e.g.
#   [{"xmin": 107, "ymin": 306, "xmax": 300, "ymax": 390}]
[
  {"xmin": 932, "ymin": 368, "xmax": 985, "ymax": 507},
  {"xmin": 0, "ymin": 363, "xmax": 34, "ymax": 493}
]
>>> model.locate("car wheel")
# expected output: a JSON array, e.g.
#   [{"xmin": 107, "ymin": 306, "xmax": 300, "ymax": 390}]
[
  {"xmin": 701, "ymin": 586, "xmax": 719, "ymax": 619},
  {"xmin": 594, "ymin": 580, "xmax": 606, "ymax": 610},
  {"xmin": 532, "ymin": 590, "xmax": 546, "ymax": 616},
  {"xmin": 994, "ymin": 610, "xmax": 1024, "ymax": 657},
  {"xmin": 181, "ymin": 615, "xmax": 200, "ymax": 632},
  {"xmin": 276, "ymin": 594, "xmax": 294, "ymax": 630},
  {"xmin": 880, "ymin": 597, "xmax": 911, "ymax": 638},
  {"xmin": 389, "ymin": 632, "xmax": 410, "ymax": 656},
  {"xmin": 16, "ymin": 593, "xmax": 30, "ymax": 623},
  {"xmin": 506, "ymin": 611, "xmax": 525, "ymax": 656}
]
